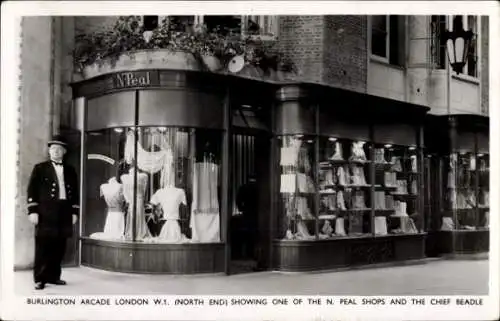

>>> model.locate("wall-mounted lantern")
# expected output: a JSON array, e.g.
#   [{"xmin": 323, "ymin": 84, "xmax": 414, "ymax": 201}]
[{"xmin": 444, "ymin": 16, "xmax": 474, "ymax": 75}]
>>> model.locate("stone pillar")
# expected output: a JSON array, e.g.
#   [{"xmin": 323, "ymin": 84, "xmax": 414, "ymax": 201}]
[
  {"xmin": 58, "ymin": 17, "xmax": 76, "ymax": 130},
  {"xmin": 407, "ymin": 16, "xmax": 431, "ymax": 106},
  {"xmin": 16, "ymin": 17, "xmax": 55, "ymax": 269}
]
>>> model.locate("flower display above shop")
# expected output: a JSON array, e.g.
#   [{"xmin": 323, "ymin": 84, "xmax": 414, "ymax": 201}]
[{"xmin": 74, "ymin": 16, "xmax": 297, "ymax": 81}]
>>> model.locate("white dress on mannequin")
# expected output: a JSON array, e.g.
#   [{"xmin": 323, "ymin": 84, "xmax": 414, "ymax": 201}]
[
  {"xmin": 101, "ymin": 177, "xmax": 125, "ymax": 238},
  {"xmin": 150, "ymin": 187, "xmax": 188, "ymax": 242},
  {"xmin": 121, "ymin": 169, "xmax": 151, "ymax": 240},
  {"xmin": 90, "ymin": 177, "xmax": 126, "ymax": 240},
  {"xmin": 190, "ymin": 162, "xmax": 220, "ymax": 242}
]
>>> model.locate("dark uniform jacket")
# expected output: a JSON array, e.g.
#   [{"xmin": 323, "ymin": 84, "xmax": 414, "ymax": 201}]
[{"xmin": 27, "ymin": 161, "xmax": 79, "ymax": 238}]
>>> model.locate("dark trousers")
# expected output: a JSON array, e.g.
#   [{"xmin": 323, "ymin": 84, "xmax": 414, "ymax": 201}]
[{"xmin": 34, "ymin": 236, "xmax": 67, "ymax": 283}]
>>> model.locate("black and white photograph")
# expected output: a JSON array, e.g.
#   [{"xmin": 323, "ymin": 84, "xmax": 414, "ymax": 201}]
[{"xmin": 1, "ymin": 1, "xmax": 498, "ymax": 320}]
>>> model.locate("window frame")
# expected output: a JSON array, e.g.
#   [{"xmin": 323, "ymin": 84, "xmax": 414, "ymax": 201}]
[
  {"xmin": 369, "ymin": 15, "xmax": 391, "ymax": 63},
  {"xmin": 160, "ymin": 15, "xmax": 279, "ymax": 40},
  {"xmin": 431, "ymin": 15, "xmax": 448, "ymax": 70}
]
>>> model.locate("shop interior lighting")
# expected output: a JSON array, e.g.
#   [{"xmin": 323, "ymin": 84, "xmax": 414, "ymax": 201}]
[
  {"xmin": 384, "ymin": 144, "xmax": 393, "ymax": 148},
  {"xmin": 409, "ymin": 146, "xmax": 417, "ymax": 151},
  {"xmin": 114, "ymin": 128, "xmax": 124, "ymax": 133},
  {"xmin": 328, "ymin": 137, "xmax": 338, "ymax": 142},
  {"xmin": 478, "ymin": 153, "xmax": 484, "ymax": 157}
]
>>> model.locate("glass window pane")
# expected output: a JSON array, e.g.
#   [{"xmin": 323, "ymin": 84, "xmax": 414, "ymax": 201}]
[
  {"xmin": 85, "ymin": 127, "xmax": 222, "ymax": 243},
  {"xmin": 374, "ymin": 144, "xmax": 420, "ymax": 235},
  {"xmin": 85, "ymin": 128, "xmax": 128, "ymax": 239},
  {"xmin": 204, "ymin": 15, "xmax": 241, "ymax": 35},
  {"xmin": 478, "ymin": 153, "xmax": 489, "ymax": 228},
  {"xmin": 317, "ymin": 137, "xmax": 373, "ymax": 238},
  {"xmin": 371, "ymin": 15, "xmax": 387, "ymax": 57},
  {"xmin": 444, "ymin": 152, "xmax": 478, "ymax": 230},
  {"xmin": 278, "ymin": 135, "xmax": 316, "ymax": 240}
]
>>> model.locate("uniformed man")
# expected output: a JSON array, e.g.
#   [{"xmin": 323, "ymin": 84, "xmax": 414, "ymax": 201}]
[{"xmin": 27, "ymin": 135, "xmax": 79, "ymax": 290}]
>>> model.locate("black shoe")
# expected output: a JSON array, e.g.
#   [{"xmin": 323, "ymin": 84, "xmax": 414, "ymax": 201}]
[
  {"xmin": 48, "ymin": 279, "xmax": 67, "ymax": 285},
  {"xmin": 34, "ymin": 282, "xmax": 45, "ymax": 290}
]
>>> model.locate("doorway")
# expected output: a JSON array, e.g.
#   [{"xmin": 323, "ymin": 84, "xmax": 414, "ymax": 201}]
[{"xmin": 229, "ymin": 130, "xmax": 271, "ymax": 274}]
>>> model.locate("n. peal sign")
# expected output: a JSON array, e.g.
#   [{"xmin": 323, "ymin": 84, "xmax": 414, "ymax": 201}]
[{"xmin": 113, "ymin": 71, "xmax": 159, "ymax": 89}]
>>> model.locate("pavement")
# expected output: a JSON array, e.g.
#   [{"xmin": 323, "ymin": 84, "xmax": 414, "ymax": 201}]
[{"xmin": 13, "ymin": 258, "xmax": 490, "ymax": 296}]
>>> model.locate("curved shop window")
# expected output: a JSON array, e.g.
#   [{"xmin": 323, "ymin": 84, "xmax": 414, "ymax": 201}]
[
  {"xmin": 82, "ymin": 85, "xmax": 225, "ymax": 244},
  {"xmin": 85, "ymin": 127, "xmax": 223, "ymax": 243}
]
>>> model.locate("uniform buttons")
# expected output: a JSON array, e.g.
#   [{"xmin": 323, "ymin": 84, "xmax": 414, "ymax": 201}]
[{"xmin": 53, "ymin": 183, "xmax": 56, "ymax": 186}]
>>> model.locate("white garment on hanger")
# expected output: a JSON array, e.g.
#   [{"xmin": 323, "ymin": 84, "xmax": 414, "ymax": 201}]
[
  {"xmin": 121, "ymin": 171, "xmax": 151, "ymax": 240},
  {"xmin": 190, "ymin": 162, "xmax": 220, "ymax": 242}
]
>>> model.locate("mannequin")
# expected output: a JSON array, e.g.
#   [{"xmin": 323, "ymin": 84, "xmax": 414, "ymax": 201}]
[
  {"xmin": 150, "ymin": 186, "xmax": 188, "ymax": 242},
  {"xmin": 98, "ymin": 177, "xmax": 126, "ymax": 239},
  {"xmin": 121, "ymin": 167, "xmax": 151, "ymax": 240}
]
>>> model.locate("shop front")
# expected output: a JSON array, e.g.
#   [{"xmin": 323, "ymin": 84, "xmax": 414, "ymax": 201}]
[
  {"xmin": 271, "ymin": 83, "xmax": 430, "ymax": 272},
  {"xmin": 71, "ymin": 68, "xmax": 276, "ymax": 274},
  {"xmin": 425, "ymin": 114, "xmax": 489, "ymax": 256},
  {"xmin": 71, "ymin": 65, "xmax": 434, "ymax": 274}
]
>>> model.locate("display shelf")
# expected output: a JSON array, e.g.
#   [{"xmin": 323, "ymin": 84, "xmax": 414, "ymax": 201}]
[
  {"xmin": 374, "ymin": 209, "xmax": 396, "ymax": 215},
  {"xmin": 391, "ymin": 193, "xmax": 418, "ymax": 198},
  {"xmin": 280, "ymin": 192, "xmax": 315, "ymax": 196},
  {"xmin": 319, "ymin": 159, "xmax": 371, "ymax": 167}
]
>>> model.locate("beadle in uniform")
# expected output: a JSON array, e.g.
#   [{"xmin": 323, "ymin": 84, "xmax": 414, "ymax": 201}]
[{"xmin": 27, "ymin": 135, "xmax": 79, "ymax": 290}]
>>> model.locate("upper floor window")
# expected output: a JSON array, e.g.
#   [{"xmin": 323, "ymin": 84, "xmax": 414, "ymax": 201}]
[
  {"xmin": 162, "ymin": 15, "xmax": 278, "ymax": 39},
  {"xmin": 371, "ymin": 15, "xmax": 388, "ymax": 58},
  {"xmin": 466, "ymin": 15, "xmax": 478, "ymax": 78},
  {"xmin": 370, "ymin": 15, "xmax": 405, "ymax": 67},
  {"xmin": 431, "ymin": 15, "xmax": 447, "ymax": 69}
]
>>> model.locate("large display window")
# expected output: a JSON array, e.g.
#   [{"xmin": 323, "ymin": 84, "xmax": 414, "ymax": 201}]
[
  {"xmin": 85, "ymin": 126, "xmax": 223, "ymax": 244},
  {"xmin": 442, "ymin": 150, "xmax": 489, "ymax": 232},
  {"xmin": 317, "ymin": 137, "xmax": 373, "ymax": 238}
]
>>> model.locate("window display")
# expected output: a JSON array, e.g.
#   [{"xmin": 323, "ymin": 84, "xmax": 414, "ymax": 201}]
[
  {"xmin": 317, "ymin": 137, "xmax": 372, "ymax": 238},
  {"xmin": 278, "ymin": 135, "xmax": 316, "ymax": 240},
  {"xmin": 276, "ymin": 135, "xmax": 422, "ymax": 241},
  {"xmin": 442, "ymin": 151, "xmax": 489, "ymax": 231},
  {"xmin": 478, "ymin": 153, "xmax": 489, "ymax": 228},
  {"xmin": 374, "ymin": 144, "xmax": 419, "ymax": 235},
  {"xmin": 85, "ymin": 127, "xmax": 222, "ymax": 243}
]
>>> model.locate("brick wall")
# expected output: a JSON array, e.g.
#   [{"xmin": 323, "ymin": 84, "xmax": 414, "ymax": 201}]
[
  {"xmin": 323, "ymin": 15, "xmax": 367, "ymax": 93},
  {"xmin": 278, "ymin": 16, "xmax": 325, "ymax": 83},
  {"xmin": 480, "ymin": 16, "xmax": 489, "ymax": 115},
  {"xmin": 75, "ymin": 16, "xmax": 118, "ymax": 35}
]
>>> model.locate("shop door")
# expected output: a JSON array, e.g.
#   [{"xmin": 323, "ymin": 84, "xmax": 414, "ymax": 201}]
[{"xmin": 229, "ymin": 130, "xmax": 271, "ymax": 273}]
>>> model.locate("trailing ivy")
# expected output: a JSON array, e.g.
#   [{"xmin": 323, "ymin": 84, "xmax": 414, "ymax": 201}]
[{"xmin": 73, "ymin": 16, "xmax": 296, "ymax": 77}]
